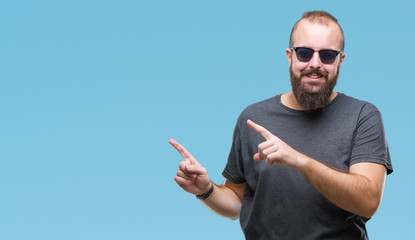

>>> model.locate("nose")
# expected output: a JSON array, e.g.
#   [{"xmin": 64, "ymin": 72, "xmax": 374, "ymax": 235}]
[{"xmin": 309, "ymin": 51, "xmax": 322, "ymax": 69}]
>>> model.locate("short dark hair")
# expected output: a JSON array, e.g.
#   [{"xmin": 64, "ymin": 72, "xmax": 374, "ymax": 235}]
[{"xmin": 289, "ymin": 11, "xmax": 345, "ymax": 51}]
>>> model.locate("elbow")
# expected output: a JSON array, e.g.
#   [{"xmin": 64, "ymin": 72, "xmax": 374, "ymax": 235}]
[
  {"xmin": 362, "ymin": 201, "xmax": 381, "ymax": 219},
  {"xmin": 360, "ymin": 207, "xmax": 377, "ymax": 219},
  {"xmin": 221, "ymin": 203, "xmax": 241, "ymax": 220},
  {"xmin": 229, "ymin": 214, "xmax": 240, "ymax": 221},
  {"xmin": 358, "ymin": 177, "xmax": 385, "ymax": 218},
  {"xmin": 360, "ymin": 194, "xmax": 382, "ymax": 218},
  {"xmin": 223, "ymin": 209, "xmax": 241, "ymax": 220}
]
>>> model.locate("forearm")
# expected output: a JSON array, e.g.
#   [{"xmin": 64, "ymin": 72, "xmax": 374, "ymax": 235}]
[
  {"xmin": 200, "ymin": 182, "xmax": 244, "ymax": 220},
  {"xmin": 298, "ymin": 156, "xmax": 385, "ymax": 218}
]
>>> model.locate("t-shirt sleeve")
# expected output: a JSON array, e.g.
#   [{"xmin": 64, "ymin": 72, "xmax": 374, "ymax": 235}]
[
  {"xmin": 350, "ymin": 104, "xmax": 393, "ymax": 174},
  {"xmin": 222, "ymin": 122, "xmax": 247, "ymax": 184}
]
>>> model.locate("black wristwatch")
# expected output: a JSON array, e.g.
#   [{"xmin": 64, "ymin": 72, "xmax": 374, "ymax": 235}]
[{"xmin": 196, "ymin": 183, "xmax": 214, "ymax": 200}]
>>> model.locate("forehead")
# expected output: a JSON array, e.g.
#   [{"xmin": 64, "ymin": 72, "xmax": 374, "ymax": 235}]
[{"xmin": 292, "ymin": 20, "xmax": 343, "ymax": 50}]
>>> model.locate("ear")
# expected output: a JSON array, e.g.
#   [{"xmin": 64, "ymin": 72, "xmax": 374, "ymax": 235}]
[
  {"xmin": 286, "ymin": 48, "xmax": 293, "ymax": 65},
  {"xmin": 338, "ymin": 52, "xmax": 346, "ymax": 68}
]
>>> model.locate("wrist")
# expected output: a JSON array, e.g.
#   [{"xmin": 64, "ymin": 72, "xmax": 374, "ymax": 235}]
[
  {"xmin": 196, "ymin": 183, "xmax": 214, "ymax": 200},
  {"xmin": 296, "ymin": 154, "xmax": 315, "ymax": 175}
]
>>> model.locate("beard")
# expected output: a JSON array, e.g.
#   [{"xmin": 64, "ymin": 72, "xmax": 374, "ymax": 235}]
[{"xmin": 289, "ymin": 64, "xmax": 339, "ymax": 111}]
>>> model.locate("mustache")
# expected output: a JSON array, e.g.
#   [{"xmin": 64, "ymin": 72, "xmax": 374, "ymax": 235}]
[{"xmin": 300, "ymin": 69, "xmax": 328, "ymax": 78}]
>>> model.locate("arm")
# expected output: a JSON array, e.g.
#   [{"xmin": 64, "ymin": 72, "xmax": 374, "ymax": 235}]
[
  {"xmin": 247, "ymin": 120, "xmax": 386, "ymax": 218},
  {"xmin": 170, "ymin": 139, "xmax": 246, "ymax": 220},
  {"xmin": 299, "ymin": 157, "xmax": 386, "ymax": 218},
  {"xmin": 201, "ymin": 180, "xmax": 246, "ymax": 220}
]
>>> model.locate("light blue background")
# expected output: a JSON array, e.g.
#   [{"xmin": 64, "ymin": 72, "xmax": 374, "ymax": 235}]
[{"xmin": 1, "ymin": 1, "xmax": 413, "ymax": 239}]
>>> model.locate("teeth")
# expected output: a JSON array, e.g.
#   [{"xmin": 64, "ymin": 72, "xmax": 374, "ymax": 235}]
[{"xmin": 308, "ymin": 74, "xmax": 320, "ymax": 79}]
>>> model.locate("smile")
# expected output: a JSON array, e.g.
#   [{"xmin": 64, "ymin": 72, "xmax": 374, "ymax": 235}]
[{"xmin": 307, "ymin": 73, "xmax": 322, "ymax": 79}]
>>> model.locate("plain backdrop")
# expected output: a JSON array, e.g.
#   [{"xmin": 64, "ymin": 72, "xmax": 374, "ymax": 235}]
[{"xmin": 1, "ymin": 1, "xmax": 413, "ymax": 239}]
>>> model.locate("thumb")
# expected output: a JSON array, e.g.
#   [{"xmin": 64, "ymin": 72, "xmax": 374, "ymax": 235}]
[
  {"xmin": 185, "ymin": 164, "xmax": 206, "ymax": 176},
  {"xmin": 253, "ymin": 153, "xmax": 263, "ymax": 161}
]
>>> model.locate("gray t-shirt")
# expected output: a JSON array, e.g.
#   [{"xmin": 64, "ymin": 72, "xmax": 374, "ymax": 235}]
[{"xmin": 222, "ymin": 93, "xmax": 393, "ymax": 240}]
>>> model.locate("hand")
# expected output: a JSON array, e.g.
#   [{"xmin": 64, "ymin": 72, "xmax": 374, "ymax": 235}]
[
  {"xmin": 169, "ymin": 139, "xmax": 211, "ymax": 195},
  {"xmin": 247, "ymin": 119, "xmax": 306, "ymax": 169}
]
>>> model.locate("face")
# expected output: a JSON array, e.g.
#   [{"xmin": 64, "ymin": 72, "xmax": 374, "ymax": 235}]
[{"xmin": 286, "ymin": 20, "xmax": 345, "ymax": 110}]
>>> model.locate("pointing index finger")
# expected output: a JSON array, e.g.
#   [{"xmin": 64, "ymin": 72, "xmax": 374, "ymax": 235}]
[
  {"xmin": 169, "ymin": 139, "xmax": 196, "ymax": 164},
  {"xmin": 247, "ymin": 119, "xmax": 274, "ymax": 140}
]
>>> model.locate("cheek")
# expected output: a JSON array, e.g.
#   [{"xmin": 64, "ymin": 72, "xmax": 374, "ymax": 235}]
[
  {"xmin": 328, "ymin": 60, "xmax": 342, "ymax": 75},
  {"xmin": 327, "ymin": 66, "xmax": 338, "ymax": 77},
  {"xmin": 291, "ymin": 62, "xmax": 308, "ymax": 73}
]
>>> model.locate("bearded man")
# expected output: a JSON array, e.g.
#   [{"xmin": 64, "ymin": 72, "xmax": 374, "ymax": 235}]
[{"xmin": 170, "ymin": 11, "xmax": 393, "ymax": 240}]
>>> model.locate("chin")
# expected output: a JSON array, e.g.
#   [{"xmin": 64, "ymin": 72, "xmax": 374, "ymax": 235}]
[{"xmin": 302, "ymin": 82, "xmax": 326, "ymax": 93}]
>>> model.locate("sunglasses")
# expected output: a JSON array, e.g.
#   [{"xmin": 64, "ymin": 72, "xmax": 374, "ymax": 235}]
[{"xmin": 290, "ymin": 47, "xmax": 343, "ymax": 64}]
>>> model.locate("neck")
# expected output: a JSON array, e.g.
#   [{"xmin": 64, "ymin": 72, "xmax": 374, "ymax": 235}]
[{"xmin": 281, "ymin": 91, "xmax": 337, "ymax": 110}]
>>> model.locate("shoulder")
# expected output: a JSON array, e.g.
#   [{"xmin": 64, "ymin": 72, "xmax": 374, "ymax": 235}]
[
  {"xmin": 335, "ymin": 93, "xmax": 386, "ymax": 138},
  {"xmin": 335, "ymin": 93, "xmax": 381, "ymax": 115}
]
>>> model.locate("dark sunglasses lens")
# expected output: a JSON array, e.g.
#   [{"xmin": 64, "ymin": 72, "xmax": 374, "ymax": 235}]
[
  {"xmin": 295, "ymin": 48, "xmax": 314, "ymax": 62},
  {"xmin": 319, "ymin": 50, "xmax": 338, "ymax": 64}
]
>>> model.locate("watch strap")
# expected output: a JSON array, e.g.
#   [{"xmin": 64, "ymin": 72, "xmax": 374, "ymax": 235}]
[{"xmin": 196, "ymin": 183, "xmax": 214, "ymax": 200}]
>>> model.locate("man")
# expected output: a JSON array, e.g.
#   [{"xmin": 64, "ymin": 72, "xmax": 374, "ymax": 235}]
[{"xmin": 170, "ymin": 11, "xmax": 392, "ymax": 239}]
